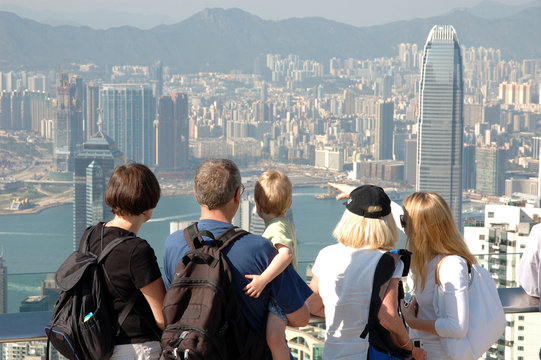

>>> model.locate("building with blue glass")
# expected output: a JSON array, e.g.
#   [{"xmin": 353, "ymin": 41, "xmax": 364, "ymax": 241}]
[{"xmin": 417, "ymin": 25, "xmax": 464, "ymax": 225}]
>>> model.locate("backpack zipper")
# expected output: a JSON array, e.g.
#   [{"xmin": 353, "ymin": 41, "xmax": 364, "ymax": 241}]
[{"xmin": 170, "ymin": 277, "xmax": 220, "ymax": 291}]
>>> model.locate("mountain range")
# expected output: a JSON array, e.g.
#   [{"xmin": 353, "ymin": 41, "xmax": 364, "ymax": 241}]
[{"xmin": 0, "ymin": 6, "xmax": 540, "ymax": 73}]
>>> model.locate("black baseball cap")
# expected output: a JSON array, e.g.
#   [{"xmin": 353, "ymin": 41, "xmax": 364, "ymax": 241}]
[{"xmin": 346, "ymin": 185, "xmax": 391, "ymax": 218}]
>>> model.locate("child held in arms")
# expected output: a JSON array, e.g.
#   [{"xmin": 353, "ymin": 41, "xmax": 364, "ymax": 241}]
[{"xmin": 244, "ymin": 170, "xmax": 298, "ymax": 360}]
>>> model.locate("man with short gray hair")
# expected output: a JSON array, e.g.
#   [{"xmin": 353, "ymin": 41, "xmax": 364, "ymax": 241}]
[{"xmin": 163, "ymin": 158, "xmax": 312, "ymax": 359}]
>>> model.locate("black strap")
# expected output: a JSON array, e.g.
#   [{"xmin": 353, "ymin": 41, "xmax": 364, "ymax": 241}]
[
  {"xmin": 360, "ymin": 251, "xmax": 403, "ymax": 339},
  {"xmin": 184, "ymin": 222, "xmax": 248, "ymax": 251},
  {"xmin": 215, "ymin": 226, "xmax": 248, "ymax": 250},
  {"xmin": 360, "ymin": 250, "xmax": 412, "ymax": 358},
  {"xmin": 80, "ymin": 225, "xmax": 95, "ymax": 253},
  {"xmin": 182, "ymin": 223, "xmax": 248, "ymax": 267}
]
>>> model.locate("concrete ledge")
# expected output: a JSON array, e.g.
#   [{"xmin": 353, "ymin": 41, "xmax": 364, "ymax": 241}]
[
  {"xmin": 0, "ymin": 311, "xmax": 50, "ymax": 343},
  {"xmin": 498, "ymin": 287, "xmax": 539, "ymax": 313},
  {"xmin": 0, "ymin": 288, "xmax": 539, "ymax": 343}
]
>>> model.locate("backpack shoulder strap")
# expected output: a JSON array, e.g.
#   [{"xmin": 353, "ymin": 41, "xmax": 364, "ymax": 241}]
[
  {"xmin": 360, "ymin": 250, "xmax": 405, "ymax": 339},
  {"xmin": 97, "ymin": 235, "xmax": 134, "ymax": 263},
  {"xmin": 184, "ymin": 222, "xmax": 220, "ymax": 250},
  {"xmin": 215, "ymin": 226, "xmax": 248, "ymax": 251},
  {"xmin": 80, "ymin": 225, "xmax": 96, "ymax": 253},
  {"xmin": 389, "ymin": 248, "xmax": 412, "ymax": 277}
]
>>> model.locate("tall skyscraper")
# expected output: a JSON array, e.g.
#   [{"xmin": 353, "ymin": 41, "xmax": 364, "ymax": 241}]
[
  {"xmin": 73, "ymin": 120, "xmax": 124, "ymax": 248},
  {"xmin": 416, "ymin": 25, "xmax": 464, "ymax": 225},
  {"xmin": 54, "ymin": 72, "xmax": 84, "ymax": 172},
  {"xmin": 150, "ymin": 61, "xmax": 164, "ymax": 99},
  {"xmin": 155, "ymin": 93, "xmax": 189, "ymax": 171},
  {"xmin": 100, "ymin": 84, "xmax": 155, "ymax": 165},
  {"xmin": 374, "ymin": 100, "xmax": 394, "ymax": 160},
  {"xmin": 85, "ymin": 82, "xmax": 100, "ymax": 140}
]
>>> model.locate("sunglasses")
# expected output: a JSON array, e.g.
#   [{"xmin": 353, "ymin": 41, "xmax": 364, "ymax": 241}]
[
  {"xmin": 238, "ymin": 184, "xmax": 245, "ymax": 197},
  {"xmin": 400, "ymin": 214, "xmax": 407, "ymax": 229}
]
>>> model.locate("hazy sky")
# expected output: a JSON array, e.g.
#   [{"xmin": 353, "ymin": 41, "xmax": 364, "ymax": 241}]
[{"xmin": 0, "ymin": 0, "xmax": 535, "ymax": 28}]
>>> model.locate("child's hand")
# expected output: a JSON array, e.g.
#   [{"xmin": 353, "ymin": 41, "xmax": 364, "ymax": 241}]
[{"xmin": 243, "ymin": 274, "xmax": 267, "ymax": 298}]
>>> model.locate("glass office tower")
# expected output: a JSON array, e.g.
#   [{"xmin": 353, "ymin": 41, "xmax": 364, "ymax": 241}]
[{"xmin": 417, "ymin": 25, "xmax": 464, "ymax": 226}]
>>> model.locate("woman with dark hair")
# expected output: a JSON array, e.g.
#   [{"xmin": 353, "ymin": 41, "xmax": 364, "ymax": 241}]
[{"xmin": 79, "ymin": 163, "xmax": 165, "ymax": 359}]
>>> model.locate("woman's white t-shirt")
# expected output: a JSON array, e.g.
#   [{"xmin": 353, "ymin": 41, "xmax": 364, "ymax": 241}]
[{"xmin": 312, "ymin": 243, "xmax": 403, "ymax": 360}]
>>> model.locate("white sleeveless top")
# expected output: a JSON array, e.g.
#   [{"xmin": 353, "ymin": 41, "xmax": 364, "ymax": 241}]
[{"xmin": 312, "ymin": 244, "xmax": 403, "ymax": 360}]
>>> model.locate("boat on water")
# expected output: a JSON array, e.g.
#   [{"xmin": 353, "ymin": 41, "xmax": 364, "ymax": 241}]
[
  {"xmin": 315, "ymin": 187, "xmax": 336, "ymax": 200},
  {"xmin": 315, "ymin": 193, "xmax": 335, "ymax": 200}
]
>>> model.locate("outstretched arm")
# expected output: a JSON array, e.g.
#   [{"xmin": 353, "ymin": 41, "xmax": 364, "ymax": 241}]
[
  {"xmin": 244, "ymin": 244, "xmax": 293, "ymax": 298},
  {"xmin": 328, "ymin": 183, "xmax": 357, "ymax": 200}
]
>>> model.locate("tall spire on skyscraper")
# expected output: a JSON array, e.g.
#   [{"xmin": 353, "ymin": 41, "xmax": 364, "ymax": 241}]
[{"xmin": 416, "ymin": 25, "xmax": 464, "ymax": 227}]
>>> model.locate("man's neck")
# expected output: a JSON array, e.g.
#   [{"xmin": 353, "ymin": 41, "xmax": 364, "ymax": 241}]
[{"xmin": 200, "ymin": 206, "xmax": 233, "ymax": 224}]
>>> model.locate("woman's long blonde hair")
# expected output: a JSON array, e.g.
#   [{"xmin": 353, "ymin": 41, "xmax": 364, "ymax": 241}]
[{"xmin": 403, "ymin": 192, "xmax": 476, "ymax": 291}]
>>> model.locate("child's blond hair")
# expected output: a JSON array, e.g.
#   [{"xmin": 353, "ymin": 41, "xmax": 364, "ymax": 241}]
[{"xmin": 254, "ymin": 170, "xmax": 292, "ymax": 216}]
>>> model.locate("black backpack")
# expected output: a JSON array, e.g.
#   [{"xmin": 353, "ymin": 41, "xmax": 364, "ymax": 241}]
[
  {"xmin": 161, "ymin": 223, "xmax": 266, "ymax": 360},
  {"xmin": 361, "ymin": 249, "xmax": 412, "ymax": 359},
  {"xmin": 45, "ymin": 226, "xmax": 138, "ymax": 360}
]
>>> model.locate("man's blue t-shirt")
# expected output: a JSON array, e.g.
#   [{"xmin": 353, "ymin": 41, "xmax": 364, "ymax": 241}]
[{"xmin": 163, "ymin": 219, "xmax": 312, "ymax": 336}]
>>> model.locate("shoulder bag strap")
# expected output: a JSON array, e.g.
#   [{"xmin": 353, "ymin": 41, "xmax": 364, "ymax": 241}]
[{"xmin": 435, "ymin": 255, "xmax": 449, "ymax": 287}]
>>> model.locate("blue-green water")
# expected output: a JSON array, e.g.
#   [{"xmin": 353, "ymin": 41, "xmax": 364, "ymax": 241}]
[
  {"xmin": 0, "ymin": 187, "xmax": 349, "ymax": 312},
  {"xmin": 0, "ymin": 187, "xmax": 346, "ymax": 274}
]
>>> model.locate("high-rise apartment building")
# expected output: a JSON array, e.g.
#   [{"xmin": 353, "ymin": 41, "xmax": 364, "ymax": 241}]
[
  {"xmin": 374, "ymin": 100, "xmax": 394, "ymax": 160},
  {"xmin": 404, "ymin": 139, "xmax": 417, "ymax": 185},
  {"xmin": 100, "ymin": 84, "xmax": 155, "ymax": 165},
  {"xmin": 416, "ymin": 25, "xmax": 464, "ymax": 225},
  {"xmin": 462, "ymin": 144, "xmax": 476, "ymax": 191},
  {"xmin": 464, "ymin": 203, "xmax": 541, "ymax": 359},
  {"xmin": 155, "ymin": 93, "xmax": 189, "ymax": 171},
  {"xmin": 73, "ymin": 126, "xmax": 123, "ymax": 248},
  {"xmin": 85, "ymin": 82, "xmax": 100, "ymax": 140},
  {"xmin": 476, "ymin": 147, "xmax": 506, "ymax": 196}
]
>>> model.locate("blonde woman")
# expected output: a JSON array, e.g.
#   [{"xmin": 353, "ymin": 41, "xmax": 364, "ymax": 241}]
[
  {"xmin": 399, "ymin": 192, "xmax": 477, "ymax": 359},
  {"xmin": 307, "ymin": 184, "xmax": 425, "ymax": 360}
]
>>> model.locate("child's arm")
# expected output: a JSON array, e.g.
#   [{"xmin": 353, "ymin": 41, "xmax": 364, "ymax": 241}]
[{"xmin": 243, "ymin": 244, "xmax": 293, "ymax": 298}]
